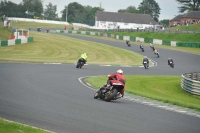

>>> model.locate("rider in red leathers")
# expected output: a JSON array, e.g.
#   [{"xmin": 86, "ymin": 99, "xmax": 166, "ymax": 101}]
[{"xmin": 104, "ymin": 69, "xmax": 126, "ymax": 98}]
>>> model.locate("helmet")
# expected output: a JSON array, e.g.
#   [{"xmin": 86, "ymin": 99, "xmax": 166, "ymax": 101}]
[
  {"xmin": 168, "ymin": 58, "xmax": 171, "ymax": 60},
  {"xmin": 117, "ymin": 69, "xmax": 123, "ymax": 74},
  {"xmin": 144, "ymin": 56, "xmax": 147, "ymax": 58}
]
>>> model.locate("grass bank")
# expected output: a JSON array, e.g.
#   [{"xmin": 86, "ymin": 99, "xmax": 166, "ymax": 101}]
[
  {"xmin": 105, "ymin": 31, "xmax": 200, "ymax": 42},
  {"xmin": 166, "ymin": 24, "xmax": 200, "ymax": 31},
  {"xmin": 0, "ymin": 27, "xmax": 12, "ymax": 40},
  {"xmin": 0, "ymin": 31, "xmax": 143, "ymax": 65},
  {"xmin": 0, "ymin": 118, "xmax": 51, "ymax": 133},
  {"xmin": 11, "ymin": 21, "xmax": 71, "ymax": 30},
  {"xmin": 85, "ymin": 75, "xmax": 200, "ymax": 111}
]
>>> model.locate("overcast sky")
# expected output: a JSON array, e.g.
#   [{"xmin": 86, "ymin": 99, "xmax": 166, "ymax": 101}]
[{"xmin": 10, "ymin": 0, "xmax": 180, "ymax": 20}]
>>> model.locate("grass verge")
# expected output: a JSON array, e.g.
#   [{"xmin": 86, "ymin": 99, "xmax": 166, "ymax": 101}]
[
  {"xmin": 105, "ymin": 31, "xmax": 200, "ymax": 42},
  {"xmin": 0, "ymin": 118, "xmax": 51, "ymax": 133},
  {"xmin": 69, "ymin": 33, "xmax": 200, "ymax": 55},
  {"xmin": 85, "ymin": 75, "xmax": 200, "ymax": 111},
  {"xmin": 0, "ymin": 27, "xmax": 12, "ymax": 40},
  {"xmin": 0, "ymin": 31, "xmax": 143, "ymax": 66}
]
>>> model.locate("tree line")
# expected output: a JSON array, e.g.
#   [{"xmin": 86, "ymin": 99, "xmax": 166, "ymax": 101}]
[{"xmin": 0, "ymin": 0, "xmax": 199, "ymax": 26}]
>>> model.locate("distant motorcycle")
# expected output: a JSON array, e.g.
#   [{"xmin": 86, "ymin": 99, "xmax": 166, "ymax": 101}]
[
  {"xmin": 126, "ymin": 41, "xmax": 131, "ymax": 47},
  {"xmin": 140, "ymin": 46, "xmax": 144, "ymax": 52},
  {"xmin": 143, "ymin": 61, "xmax": 148, "ymax": 69},
  {"xmin": 76, "ymin": 58, "xmax": 85, "ymax": 68},
  {"xmin": 155, "ymin": 52, "xmax": 160, "ymax": 58},
  {"xmin": 94, "ymin": 80, "xmax": 124, "ymax": 102},
  {"xmin": 169, "ymin": 61, "xmax": 174, "ymax": 68},
  {"xmin": 151, "ymin": 46, "xmax": 155, "ymax": 51}
]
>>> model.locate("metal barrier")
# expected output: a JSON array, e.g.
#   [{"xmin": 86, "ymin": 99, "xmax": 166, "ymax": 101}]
[{"xmin": 181, "ymin": 72, "xmax": 200, "ymax": 96}]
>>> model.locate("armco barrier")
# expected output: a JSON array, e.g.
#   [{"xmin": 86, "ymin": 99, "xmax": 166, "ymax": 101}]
[
  {"xmin": 0, "ymin": 37, "xmax": 33, "ymax": 47},
  {"xmin": 51, "ymin": 30, "xmax": 200, "ymax": 48},
  {"xmin": 181, "ymin": 72, "xmax": 200, "ymax": 96}
]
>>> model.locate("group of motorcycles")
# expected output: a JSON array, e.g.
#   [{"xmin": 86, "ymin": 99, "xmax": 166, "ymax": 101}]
[{"xmin": 76, "ymin": 41, "xmax": 174, "ymax": 102}]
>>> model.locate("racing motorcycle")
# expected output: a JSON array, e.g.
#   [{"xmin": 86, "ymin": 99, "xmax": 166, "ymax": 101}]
[
  {"xmin": 151, "ymin": 46, "xmax": 155, "ymax": 51},
  {"xmin": 169, "ymin": 61, "xmax": 174, "ymax": 68},
  {"xmin": 140, "ymin": 46, "xmax": 144, "ymax": 52},
  {"xmin": 155, "ymin": 52, "xmax": 160, "ymax": 58},
  {"xmin": 76, "ymin": 58, "xmax": 85, "ymax": 68},
  {"xmin": 126, "ymin": 41, "xmax": 131, "ymax": 47},
  {"xmin": 94, "ymin": 80, "xmax": 124, "ymax": 102},
  {"xmin": 143, "ymin": 61, "xmax": 148, "ymax": 69}
]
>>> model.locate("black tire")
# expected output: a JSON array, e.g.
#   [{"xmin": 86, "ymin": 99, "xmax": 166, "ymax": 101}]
[
  {"xmin": 94, "ymin": 90, "xmax": 100, "ymax": 99},
  {"xmin": 104, "ymin": 89, "xmax": 118, "ymax": 102},
  {"xmin": 76, "ymin": 64, "xmax": 79, "ymax": 68}
]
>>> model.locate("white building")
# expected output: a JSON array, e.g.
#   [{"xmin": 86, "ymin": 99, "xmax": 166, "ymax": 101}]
[{"xmin": 95, "ymin": 11, "xmax": 158, "ymax": 30}]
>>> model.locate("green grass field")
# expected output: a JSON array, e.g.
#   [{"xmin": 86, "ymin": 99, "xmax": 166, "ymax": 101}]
[
  {"xmin": 0, "ymin": 27, "xmax": 12, "ymax": 40},
  {"xmin": 0, "ymin": 118, "xmax": 51, "ymax": 133},
  {"xmin": 166, "ymin": 23, "xmax": 200, "ymax": 31},
  {"xmin": 11, "ymin": 21, "xmax": 71, "ymax": 30},
  {"xmin": 105, "ymin": 31, "xmax": 200, "ymax": 42},
  {"xmin": 85, "ymin": 75, "xmax": 200, "ymax": 111},
  {"xmin": 0, "ymin": 31, "xmax": 143, "ymax": 66}
]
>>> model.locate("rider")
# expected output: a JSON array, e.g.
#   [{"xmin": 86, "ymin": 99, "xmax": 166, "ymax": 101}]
[
  {"xmin": 150, "ymin": 43, "xmax": 153, "ymax": 47},
  {"xmin": 78, "ymin": 52, "xmax": 87, "ymax": 64},
  {"xmin": 154, "ymin": 49, "xmax": 158, "ymax": 54},
  {"xmin": 126, "ymin": 40, "xmax": 130, "ymax": 45},
  {"xmin": 143, "ymin": 56, "xmax": 149, "ymax": 67},
  {"xmin": 168, "ymin": 58, "xmax": 174, "ymax": 65},
  {"xmin": 104, "ymin": 69, "xmax": 126, "ymax": 98},
  {"xmin": 140, "ymin": 44, "xmax": 144, "ymax": 49}
]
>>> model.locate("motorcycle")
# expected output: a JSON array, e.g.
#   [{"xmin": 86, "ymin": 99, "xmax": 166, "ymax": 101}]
[
  {"xmin": 140, "ymin": 46, "xmax": 144, "ymax": 52},
  {"xmin": 155, "ymin": 52, "xmax": 160, "ymax": 58},
  {"xmin": 151, "ymin": 46, "xmax": 155, "ymax": 51},
  {"xmin": 76, "ymin": 58, "xmax": 85, "ymax": 68},
  {"xmin": 94, "ymin": 80, "xmax": 124, "ymax": 102},
  {"xmin": 126, "ymin": 41, "xmax": 131, "ymax": 47},
  {"xmin": 169, "ymin": 61, "xmax": 174, "ymax": 68},
  {"xmin": 143, "ymin": 61, "xmax": 148, "ymax": 69}
]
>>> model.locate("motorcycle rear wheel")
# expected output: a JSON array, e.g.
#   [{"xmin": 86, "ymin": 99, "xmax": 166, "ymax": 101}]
[{"xmin": 104, "ymin": 89, "xmax": 118, "ymax": 102}]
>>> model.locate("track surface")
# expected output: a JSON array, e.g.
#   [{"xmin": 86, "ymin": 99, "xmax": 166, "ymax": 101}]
[{"xmin": 0, "ymin": 33, "xmax": 200, "ymax": 133}]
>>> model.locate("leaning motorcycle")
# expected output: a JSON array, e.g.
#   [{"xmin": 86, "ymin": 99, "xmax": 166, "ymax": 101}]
[
  {"xmin": 94, "ymin": 80, "xmax": 124, "ymax": 102},
  {"xmin": 140, "ymin": 46, "xmax": 144, "ymax": 52},
  {"xmin": 126, "ymin": 41, "xmax": 131, "ymax": 47},
  {"xmin": 76, "ymin": 58, "xmax": 85, "ymax": 68}
]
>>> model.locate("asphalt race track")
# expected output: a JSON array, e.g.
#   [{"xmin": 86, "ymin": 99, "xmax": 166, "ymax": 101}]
[{"xmin": 0, "ymin": 33, "xmax": 200, "ymax": 133}]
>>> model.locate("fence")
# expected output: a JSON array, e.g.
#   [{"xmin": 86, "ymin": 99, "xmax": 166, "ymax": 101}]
[{"xmin": 181, "ymin": 72, "xmax": 200, "ymax": 96}]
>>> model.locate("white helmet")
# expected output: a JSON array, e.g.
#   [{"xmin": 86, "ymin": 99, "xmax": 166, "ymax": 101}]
[{"xmin": 117, "ymin": 69, "xmax": 123, "ymax": 74}]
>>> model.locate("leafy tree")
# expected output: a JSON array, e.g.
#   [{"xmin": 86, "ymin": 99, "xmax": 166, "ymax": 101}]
[
  {"xmin": 61, "ymin": 2, "xmax": 104, "ymax": 25},
  {"xmin": 44, "ymin": 2, "xmax": 58, "ymax": 20},
  {"xmin": 159, "ymin": 19, "xmax": 170, "ymax": 26},
  {"xmin": 138, "ymin": 0, "xmax": 160, "ymax": 22},
  {"xmin": 0, "ymin": 0, "xmax": 22, "ymax": 17},
  {"xmin": 176, "ymin": 0, "xmax": 200, "ymax": 13},
  {"xmin": 118, "ymin": 6, "xmax": 139, "ymax": 13},
  {"xmin": 21, "ymin": 0, "xmax": 43, "ymax": 17}
]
